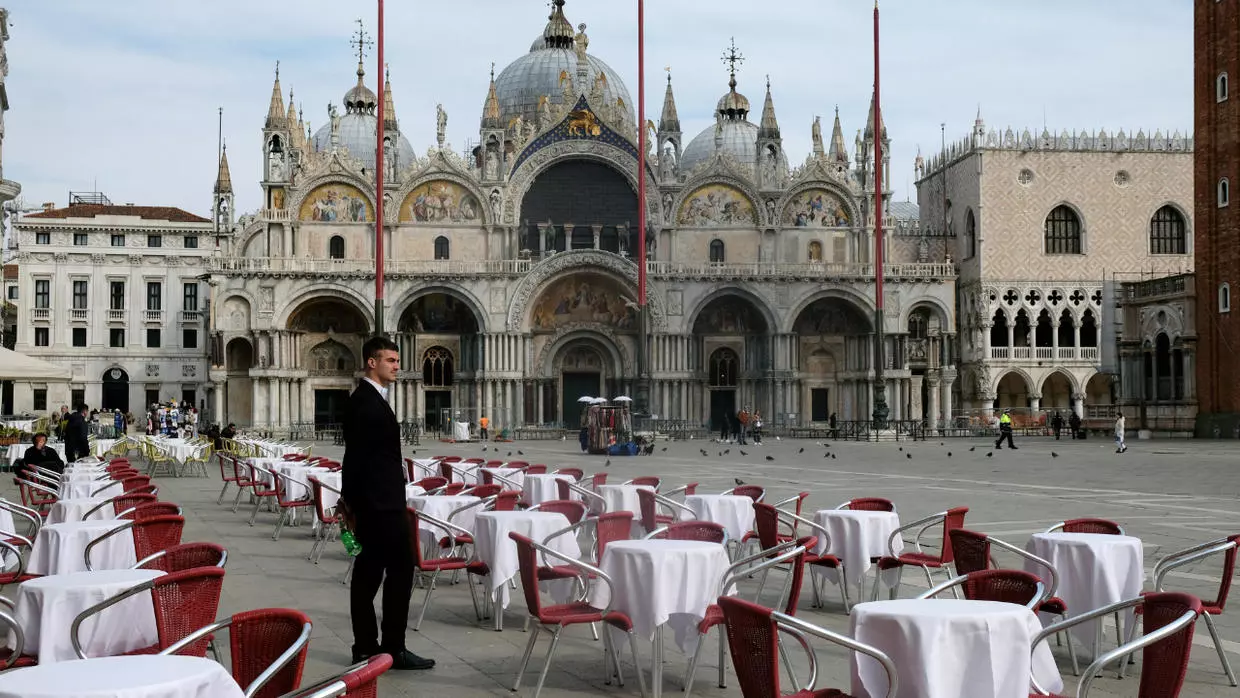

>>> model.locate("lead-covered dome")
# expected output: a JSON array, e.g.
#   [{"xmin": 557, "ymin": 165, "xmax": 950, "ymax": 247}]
[
  {"xmin": 680, "ymin": 74, "xmax": 787, "ymax": 174},
  {"xmin": 491, "ymin": 0, "xmax": 634, "ymax": 128},
  {"xmin": 312, "ymin": 62, "xmax": 416, "ymax": 173}
]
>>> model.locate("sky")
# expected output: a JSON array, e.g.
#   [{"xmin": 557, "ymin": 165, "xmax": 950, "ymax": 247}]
[{"xmin": 3, "ymin": 0, "xmax": 1192, "ymax": 218}]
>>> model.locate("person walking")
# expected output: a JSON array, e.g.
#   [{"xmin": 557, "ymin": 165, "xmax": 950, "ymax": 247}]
[
  {"xmin": 341, "ymin": 336, "xmax": 434, "ymax": 671},
  {"xmin": 478, "ymin": 415, "xmax": 489, "ymax": 442},
  {"xmin": 1050, "ymin": 411, "xmax": 1064, "ymax": 440},
  {"xmin": 1068, "ymin": 411, "xmax": 1081, "ymax": 440},
  {"xmin": 64, "ymin": 405, "xmax": 90, "ymax": 462},
  {"xmin": 994, "ymin": 408, "xmax": 1017, "ymax": 450},
  {"xmin": 1114, "ymin": 413, "xmax": 1127, "ymax": 453}
]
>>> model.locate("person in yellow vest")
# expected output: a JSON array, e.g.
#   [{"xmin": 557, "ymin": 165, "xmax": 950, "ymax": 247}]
[
  {"xmin": 479, "ymin": 415, "xmax": 489, "ymax": 441},
  {"xmin": 994, "ymin": 409, "xmax": 1017, "ymax": 450}
]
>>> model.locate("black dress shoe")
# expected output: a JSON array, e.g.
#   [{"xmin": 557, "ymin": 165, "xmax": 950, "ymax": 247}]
[
  {"xmin": 386, "ymin": 649, "xmax": 436, "ymax": 671},
  {"xmin": 351, "ymin": 647, "xmax": 381, "ymax": 664}
]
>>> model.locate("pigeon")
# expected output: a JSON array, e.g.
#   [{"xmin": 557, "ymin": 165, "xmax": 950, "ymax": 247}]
[
  {"xmin": 898, "ymin": 447, "xmax": 903, "ymax": 452},
  {"xmin": 969, "ymin": 446, "xmax": 976, "ymax": 452},
  {"xmin": 824, "ymin": 453, "xmax": 830, "ymax": 458},
  {"xmin": 507, "ymin": 452, "xmax": 513, "ymax": 457},
  {"xmin": 518, "ymin": 451, "xmax": 525, "ymax": 456},
  {"xmin": 765, "ymin": 455, "xmax": 775, "ymax": 461},
  {"xmin": 661, "ymin": 447, "xmax": 668, "ymax": 452},
  {"xmin": 718, "ymin": 451, "xmax": 723, "ymax": 457},
  {"xmin": 831, "ymin": 453, "xmax": 837, "ymax": 459},
  {"xmin": 700, "ymin": 449, "xmax": 709, "ymax": 457},
  {"xmin": 739, "ymin": 450, "xmax": 748, "ymax": 456},
  {"xmin": 724, "ymin": 449, "xmax": 730, "ymax": 455},
  {"xmin": 906, "ymin": 453, "xmax": 912, "ymax": 459},
  {"xmin": 734, "ymin": 478, "xmax": 745, "ymax": 486},
  {"xmin": 605, "ymin": 459, "xmax": 611, "ymax": 467},
  {"xmin": 411, "ymin": 450, "xmax": 416, "ymax": 454},
  {"xmin": 947, "ymin": 451, "xmax": 952, "ymax": 457},
  {"xmin": 481, "ymin": 446, "xmax": 487, "ymax": 452},
  {"xmin": 1052, "ymin": 452, "xmax": 1059, "ymax": 458},
  {"xmin": 798, "ymin": 447, "xmax": 805, "ymax": 454},
  {"xmin": 986, "ymin": 451, "xmax": 993, "ymax": 457}
]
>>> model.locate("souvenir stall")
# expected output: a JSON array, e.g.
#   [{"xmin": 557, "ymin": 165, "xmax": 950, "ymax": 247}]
[{"xmin": 584, "ymin": 397, "xmax": 636, "ymax": 455}]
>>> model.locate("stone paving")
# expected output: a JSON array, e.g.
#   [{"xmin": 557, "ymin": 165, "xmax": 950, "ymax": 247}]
[{"xmin": 8, "ymin": 433, "xmax": 1239, "ymax": 697}]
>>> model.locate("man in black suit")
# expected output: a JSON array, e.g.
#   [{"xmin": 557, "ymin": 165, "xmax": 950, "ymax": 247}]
[
  {"xmin": 64, "ymin": 405, "xmax": 90, "ymax": 463},
  {"xmin": 342, "ymin": 336, "xmax": 434, "ymax": 671}
]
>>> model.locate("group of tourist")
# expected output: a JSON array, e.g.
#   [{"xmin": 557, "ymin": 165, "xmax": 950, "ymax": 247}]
[
  {"xmin": 145, "ymin": 401, "xmax": 198, "ymax": 438},
  {"xmin": 718, "ymin": 407, "xmax": 764, "ymax": 445}
]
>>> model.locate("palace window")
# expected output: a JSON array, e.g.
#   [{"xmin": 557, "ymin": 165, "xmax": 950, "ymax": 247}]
[
  {"xmin": 434, "ymin": 236, "xmax": 450, "ymax": 260},
  {"xmin": 109, "ymin": 281, "xmax": 125, "ymax": 310},
  {"xmin": 146, "ymin": 282, "xmax": 162, "ymax": 311},
  {"xmin": 184, "ymin": 235, "xmax": 198, "ymax": 249},
  {"xmin": 964, "ymin": 208, "xmax": 977, "ymax": 259},
  {"xmin": 709, "ymin": 239, "xmax": 726, "ymax": 263},
  {"xmin": 35, "ymin": 232, "xmax": 49, "ymax": 245},
  {"xmin": 808, "ymin": 241, "xmax": 823, "ymax": 262},
  {"xmin": 147, "ymin": 235, "xmax": 162, "ymax": 248},
  {"xmin": 34, "ymin": 327, "xmax": 49, "ymax": 347},
  {"xmin": 111, "ymin": 234, "xmax": 125, "ymax": 247},
  {"xmin": 72, "ymin": 280, "xmax": 88, "ymax": 310},
  {"xmin": 34, "ymin": 280, "xmax": 50, "ymax": 309},
  {"xmin": 1149, "ymin": 205, "xmax": 1187, "ymax": 255},
  {"xmin": 1044, "ymin": 205, "xmax": 1082, "ymax": 255},
  {"xmin": 183, "ymin": 283, "xmax": 199, "ymax": 312},
  {"xmin": 73, "ymin": 233, "xmax": 88, "ymax": 246},
  {"xmin": 1220, "ymin": 178, "xmax": 1230, "ymax": 208},
  {"xmin": 708, "ymin": 348, "xmax": 739, "ymax": 387},
  {"xmin": 1222, "ymin": 283, "xmax": 1232, "ymax": 314},
  {"xmin": 328, "ymin": 235, "xmax": 345, "ymax": 259},
  {"xmin": 423, "ymin": 346, "xmax": 454, "ymax": 387},
  {"xmin": 109, "ymin": 328, "xmax": 125, "ymax": 348},
  {"xmin": 1219, "ymin": 72, "xmax": 1230, "ymax": 102},
  {"xmin": 72, "ymin": 327, "xmax": 86, "ymax": 347}
]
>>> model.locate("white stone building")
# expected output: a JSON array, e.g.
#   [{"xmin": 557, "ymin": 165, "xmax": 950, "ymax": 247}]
[
  {"xmin": 11, "ymin": 197, "xmax": 214, "ymax": 414},
  {"xmin": 207, "ymin": 0, "xmax": 958, "ymax": 433},
  {"xmin": 916, "ymin": 116, "xmax": 1194, "ymax": 427}
]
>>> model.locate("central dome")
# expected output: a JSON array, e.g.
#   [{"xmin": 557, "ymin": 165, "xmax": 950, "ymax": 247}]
[
  {"xmin": 311, "ymin": 62, "xmax": 415, "ymax": 173},
  {"xmin": 491, "ymin": 1, "xmax": 634, "ymax": 128}
]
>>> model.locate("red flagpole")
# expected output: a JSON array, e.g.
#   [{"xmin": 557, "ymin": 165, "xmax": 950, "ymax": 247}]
[
  {"xmin": 637, "ymin": 0, "xmax": 647, "ymax": 306},
  {"xmin": 374, "ymin": 0, "xmax": 387, "ymax": 334},
  {"xmin": 871, "ymin": 0, "xmax": 890, "ymax": 425}
]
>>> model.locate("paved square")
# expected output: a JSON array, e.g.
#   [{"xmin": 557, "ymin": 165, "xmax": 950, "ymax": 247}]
[{"xmin": 10, "ymin": 434, "xmax": 1237, "ymax": 697}]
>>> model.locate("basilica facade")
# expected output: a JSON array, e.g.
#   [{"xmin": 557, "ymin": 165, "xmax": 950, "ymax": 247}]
[{"xmin": 207, "ymin": 0, "xmax": 957, "ymax": 433}]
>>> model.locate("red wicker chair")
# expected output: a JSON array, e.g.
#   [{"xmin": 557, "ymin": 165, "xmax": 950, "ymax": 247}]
[
  {"xmin": 645, "ymin": 520, "xmax": 727, "ymax": 544},
  {"xmin": 0, "ymin": 538, "xmax": 39, "ymax": 592},
  {"xmin": 527, "ymin": 500, "xmax": 588, "ymax": 524},
  {"xmin": 442, "ymin": 482, "xmax": 468, "ymax": 495},
  {"xmin": 408, "ymin": 509, "xmax": 477, "ymax": 630},
  {"xmin": 492, "ymin": 490, "xmax": 521, "ymax": 511},
  {"xmin": 838, "ymin": 497, "xmax": 896, "ymax": 512},
  {"xmin": 509, "ymin": 532, "xmax": 646, "ymax": 698},
  {"xmin": 279, "ymin": 653, "xmax": 393, "ymax": 698},
  {"xmin": 753, "ymin": 503, "xmax": 848, "ymax": 610},
  {"xmin": 1046, "ymin": 518, "xmax": 1125, "ymax": 535},
  {"xmin": 723, "ymin": 485, "xmax": 765, "ymax": 502},
  {"xmin": 637, "ymin": 487, "xmax": 678, "ymax": 534},
  {"xmin": 623, "ymin": 476, "xmax": 661, "ymax": 491},
  {"xmin": 684, "ymin": 536, "xmax": 816, "ymax": 697},
  {"xmin": 0, "ymin": 605, "xmax": 37, "ymax": 669},
  {"xmin": 413, "ymin": 476, "xmax": 448, "ymax": 492},
  {"xmin": 229, "ymin": 459, "xmax": 260, "ymax": 513},
  {"xmin": 268, "ymin": 471, "xmax": 315, "ymax": 540},
  {"xmin": 134, "ymin": 541, "xmax": 227, "ymax": 572},
  {"xmin": 1031, "ymin": 592, "xmax": 1202, "ymax": 697},
  {"xmin": 590, "ymin": 472, "xmax": 608, "ymax": 489},
  {"xmin": 718, "ymin": 595, "xmax": 898, "ymax": 698},
  {"xmin": 216, "ymin": 454, "xmax": 244, "ymax": 505},
  {"xmin": 917, "ymin": 568, "xmax": 1044, "ymax": 608},
  {"xmin": 84, "ymin": 514, "xmax": 185, "ymax": 571},
  {"xmin": 522, "ymin": 464, "xmax": 547, "ymax": 475},
  {"xmin": 82, "ymin": 492, "xmax": 158, "ymax": 520},
  {"xmin": 872, "ymin": 506, "xmax": 969, "ymax": 600},
  {"xmin": 464, "ymin": 483, "xmax": 503, "ymax": 498},
  {"xmin": 159, "ymin": 608, "xmax": 311, "ymax": 698},
  {"xmin": 307, "ymin": 477, "xmax": 340, "ymax": 564},
  {"xmin": 70, "ymin": 566, "xmax": 226, "ymax": 658},
  {"xmin": 120, "ymin": 501, "xmax": 183, "ymax": 520},
  {"xmin": 553, "ymin": 467, "xmax": 583, "ymax": 481}
]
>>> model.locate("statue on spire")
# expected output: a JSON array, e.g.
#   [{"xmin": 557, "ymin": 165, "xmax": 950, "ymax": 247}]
[
  {"xmin": 574, "ymin": 23, "xmax": 589, "ymax": 63},
  {"xmin": 812, "ymin": 116, "xmax": 824, "ymax": 156},
  {"xmin": 436, "ymin": 104, "xmax": 448, "ymax": 148}
]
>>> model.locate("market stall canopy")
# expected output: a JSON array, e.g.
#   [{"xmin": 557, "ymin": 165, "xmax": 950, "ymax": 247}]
[{"xmin": 0, "ymin": 347, "xmax": 72, "ymax": 381}]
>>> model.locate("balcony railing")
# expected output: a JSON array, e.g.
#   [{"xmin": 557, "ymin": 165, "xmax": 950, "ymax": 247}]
[
  {"xmin": 990, "ymin": 346, "xmax": 1101, "ymax": 362},
  {"xmin": 1081, "ymin": 347, "xmax": 1099, "ymax": 361},
  {"xmin": 69, "ymin": 308, "xmax": 89, "ymax": 323},
  {"xmin": 261, "ymin": 208, "xmax": 293, "ymax": 221},
  {"xmin": 31, "ymin": 307, "xmax": 50, "ymax": 321},
  {"xmin": 648, "ymin": 261, "xmax": 956, "ymax": 280},
  {"xmin": 143, "ymin": 309, "xmax": 164, "ymax": 323},
  {"xmin": 180, "ymin": 310, "xmax": 202, "ymax": 324},
  {"xmin": 208, "ymin": 257, "xmax": 535, "ymax": 276},
  {"xmin": 1034, "ymin": 347, "xmax": 1053, "ymax": 360},
  {"xmin": 107, "ymin": 309, "xmax": 126, "ymax": 323}
]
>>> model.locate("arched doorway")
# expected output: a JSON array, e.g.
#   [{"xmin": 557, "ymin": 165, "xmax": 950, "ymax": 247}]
[
  {"xmin": 791, "ymin": 296, "xmax": 870, "ymax": 422},
  {"xmin": 707, "ymin": 347, "xmax": 739, "ymax": 432},
  {"xmin": 307, "ymin": 339, "xmax": 356, "ymax": 428},
  {"xmin": 694, "ymin": 294, "xmax": 770, "ymax": 424},
  {"xmin": 422, "ymin": 346, "xmax": 454, "ymax": 432},
  {"xmin": 288, "ymin": 297, "xmax": 371, "ymax": 429},
  {"xmin": 399, "ymin": 292, "xmax": 483, "ymax": 430},
  {"xmin": 558, "ymin": 343, "xmax": 608, "ymax": 429},
  {"xmin": 1041, "ymin": 371, "xmax": 1073, "ymax": 412},
  {"xmin": 101, "ymin": 368, "xmax": 129, "ymax": 412},
  {"xmin": 994, "ymin": 371, "xmax": 1031, "ymax": 410},
  {"xmin": 520, "ymin": 160, "xmax": 638, "ymax": 255},
  {"xmin": 225, "ymin": 338, "xmax": 254, "ymax": 426}
]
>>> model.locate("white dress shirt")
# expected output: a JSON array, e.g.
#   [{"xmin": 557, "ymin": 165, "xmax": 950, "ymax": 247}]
[{"xmin": 362, "ymin": 378, "xmax": 391, "ymax": 408}]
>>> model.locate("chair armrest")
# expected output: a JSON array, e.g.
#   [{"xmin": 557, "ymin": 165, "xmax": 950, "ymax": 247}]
[
  {"xmin": 524, "ymin": 533, "xmax": 618, "ymax": 615},
  {"xmin": 70, "ymin": 576, "xmax": 156, "ymax": 658},
  {"xmin": 0, "ymin": 608, "xmax": 25, "ymax": 668},
  {"xmin": 1032, "ymin": 596, "xmax": 1145, "ymax": 652},
  {"xmin": 721, "ymin": 542, "xmax": 806, "ymax": 595},
  {"xmin": 568, "ymin": 482, "xmax": 607, "ymax": 510},
  {"xmin": 0, "ymin": 501, "xmax": 42, "ymax": 539},
  {"xmin": 17, "ymin": 478, "xmax": 60, "ymax": 499},
  {"xmin": 917, "ymin": 574, "xmax": 968, "ymax": 600},
  {"xmin": 1154, "ymin": 539, "xmax": 1237, "ymax": 592},
  {"xmin": 82, "ymin": 496, "xmax": 121, "ymax": 520},
  {"xmin": 662, "ymin": 483, "xmax": 696, "ymax": 499},
  {"xmin": 84, "ymin": 520, "xmax": 136, "ymax": 571},
  {"xmin": 775, "ymin": 622, "xmax": 819, "ymax": 690},
  {"xmin": 771, "ymin": 493, "xmax": 804, "ymax": 510},
  {"xmin": 158, "ymin": 618, "xmax": 232, "ymax": 656},
  {"xmin": 989, "ymin": 537, "xmax": 1059, "ymax": 603},
  {"xmin": 273, "ymin": 472, "xmax": 314, "ymax": 503},
  {"xmin": 0, "ymin": 538, "xmax": 29, "ymax": 580},
  {"xmin": 886, "ymin": 511, "xmax": 945, "ymax": 558},
  {"xmin": 654, "ymin": 492, "xmax": 695, "ymax": 518},
  {"xmin": 490, "ymin": 472, "xmax": 522, "ymax": 490},
  {"xmin": 542, "ymin": 517, "xmax": 594, "ymax": 548},
  {"xmin": 415, "ymin": 511, "xmax": 472, "ymax": 557},
  {"xmin": 773, "ymin": 611, "xmax": 899, "ymax": 698},
  {"xmin": 777, "ymin": 510, "xmax": 832, "ymax": 552},
  {"xmin": 448, "ymin": 497, "xmax": 491, "ymax": 521}
]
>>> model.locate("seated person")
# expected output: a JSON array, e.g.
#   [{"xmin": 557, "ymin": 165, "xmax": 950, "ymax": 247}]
[{"xmin": 22, "ymin": 433, "xmax": 65, "ymax": 477}]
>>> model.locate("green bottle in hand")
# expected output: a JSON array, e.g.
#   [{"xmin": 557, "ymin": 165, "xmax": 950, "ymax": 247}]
[{"xmin": 341, "ymin": 530, "xmax": 362, "ymax": 557}]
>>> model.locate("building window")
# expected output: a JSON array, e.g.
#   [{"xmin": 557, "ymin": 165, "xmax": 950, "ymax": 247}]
[
  {"xmin": 183, "ymin": 328, "xmax": 198, "ymax": 349},
  {"xmin": 34, "ymin": 327, "xmax": 49, "ymax": 347},
  {"xmin": 808, "ymin": 241, "xmax": 823, "ymax": 262},
  {"xmin": 146, "ymin": 282, "xmax": 162, "ymax": 311},
  {"xmin": 433, "ymin": 236, "xmax": 450, "ymax": 260},
  {"xmin": 34, "ymin": 280, "xmax": 50, "ymax": 309},
  {"xmin": 184, "ymin": 235, "xmax": 198, "ymax": 249},
  {"xmin": 35, "ymin": 232, "xmax": 50, "ymax": 245},
  {"xmin": 422, "ymin": 346, "xmax": 454, "ymax": 387},
  {"xmin": 147, "ymin": 235, "xmax": 162, "ymax": 248},
  {"xmin": 145, "ymin": 389, "xmax": 159, "ymax": 407},
  {"xmin": 146, "ymin": 328, "xmax": 161, "ymax": 348},
  {"xmin": 109, "ymin": 281, "xmax": 125, "ymax": 310},
  {"xmin": 708, "ymin": 348, "xmax": 739, "ymax": 387},
  {"xmin": 1044, "ymin": 205, "xmax": 1082, "ymax": 255},
  {"xmin": 1219, "ymin": 72, "xmax": 1229, "ymax": 102},
  {"xmin": 6, "ymin": 286, "xmax": 15, "ymax": 300},
  {"xmin": 182, "ymin": 389, "xmax": 197, "ymax": 409},
  {"xmin": 111, "ymin": 234, "xmax": 125, "ymax": 247},
  {"xmin": 1220, "ymin": 179, "xmax": 1230, "ymax": 208},
  {"xmin": 73, "ymin": 233, "xmax": 88, "ymax": 246},
  {"xmin": 33, "ymin": 388, "xmax": 47, "ymax": 411},
  {"xmin": 72, "ymin": 280, "xmax": 89, "ymax": 310},
  {"xmin": 72, "ymin": 327, "xmax": 87, "ymax": 347},
  {"xmin": 964, "ymin": 208, "xmax": 977, "ymax": 259},
  {"xmin": 1222, "ymin": 283, "xmax": 1232, "ymax": 313},
  {"xmin": 183, "ymin": 283, "xmax": 199, "ymax": 312},
  {"xmin": 1149, "ymin": 205, "xmax": 1187, "ymax": 255},
  {"xmin": 709, "ymin": 239, "xmax": 726, "ymax": 263},
  {"xmin": 109, "ymin": 328, "xmax": 125, "ymax": 348},
  {"xmin": 328, "ymin": 235, "xmax": 345, "ymax": 259}
]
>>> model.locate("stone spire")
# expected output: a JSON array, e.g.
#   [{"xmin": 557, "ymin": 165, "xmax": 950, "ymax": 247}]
[
  {"xmin": 266, "ymin": 63, "xmax": 286, "ymax": 128},
  {"xmin": 286, "ymin": 88, "xmax": 297, "ymax": 125},
  {"xmin": 482, "ymin": 63, "xmax": 502, "ymax": 129},
  {"xmin": 383, "ymin": 64, "xmax": 398, "ymax": 131},
  {"xmin": 864, "ymin": 92, "xmax": 887, "ymax": 139},
  {"xmin": 757, "ymin": 75, "xmax": 780, "ymax": 139},
  {"xmin": 659, "ymin": 71, "xmax": 680, "ymax": 133},
  {"xmin": 214, "ymin": 142, "xmax": 233, "ymax": 194},
  {"xmin": 829, "ymin": 106, "xmax": 849, "ymax": 162}
]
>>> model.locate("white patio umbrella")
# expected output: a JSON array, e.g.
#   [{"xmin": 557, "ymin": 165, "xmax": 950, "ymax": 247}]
[
  {"xmin": 577, "ymin": 396, "xmax": 596, "ymax": 403},
  {"xmin": 612, "ymin": 396, "xmax": 634, "ymax": 403},
  {"xmin": 592, "ymin": 397, "xmax": 609, "ymax": 404}
]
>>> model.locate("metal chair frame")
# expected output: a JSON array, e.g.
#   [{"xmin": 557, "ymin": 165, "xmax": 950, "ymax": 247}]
[
  {"xmin": 133, "ymin": 543, "xmax": 228, "ymax": 571},
  {"xmin": 160, "ymin": 616, "xmax": 312, "ymax": 698},
  {"xmin": 84, "ymin": 515, "xmax": 184, "ymax": 571},
  {"xmin": 0, "ymin": 499, "xmax": 42, "ymax": 542},
  {"xmin": 274, "ymin": 655, "xmax": 392, "ymax": 698},
  {"xmin": 0, "ymin": 606, "xmax": 26, "ymax": 668},
  {"xmin": 917, "ymin": 571, "xmax": 1044, "ymax": 609},
  {"xmin": 871, "ymin": 508, "xmax": 966, "ymax": 601},
  {"xmin": 1045, "ymin": 519, "xmax": 1127, "ymax": 536},
  {"xmin": 762, "ymin": 507, "xmax": 851, "ymax": 611}
]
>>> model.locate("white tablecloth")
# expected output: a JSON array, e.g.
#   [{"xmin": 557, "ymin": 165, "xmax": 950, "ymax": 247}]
[
  {"xmin": 591, "ymin": 539, "xmax": 732, "ymax": 654},
  {"xmin": 522, "ymin": 474, "xmax": 574, "ymax": 506},
  {"xmin": 143, "ymin": 438, "xmax": 200, "ymax": 463},
  {"xmin": 0, "ymin": 654, "xmax": 245, "ymax": 698},
  {"xmin": 593, "ymin": 484, "xmax": 654, "ymax": 516},
  {"xmin": 46, "ymin": 497, "xmax": 113, "ymax": 526},
  {"xmin": 444, "ymin": 462, "xmax": 480, "ymax": 485},
  {"xmin": 90, "ymin": 440, "xmax": 119, "ymax": 457},
  {"xmin": 2, "ymin": 419, "xmax": 36, "ymax": 433},
  {"xmin": 408, "ymin": 458, "xmax": 440, "ymax": 480},
  {"xmin": 851, "ymin": 598, "xmax": 1064, "ymax": 698},
  {"xmin": 6, "ymin": 569, "xmax": 162, "ymax": 663},
  {"xmin": 311, "ymin": 471, "xmax": 343, "ymax": 511},
  {"xmin": 1026, "ymin": 532, "xmax": 1144, "ymax": 646},
  {"xmin": 408, "ymin": 495, "xmax": 481, "ymax": 549},
  {"xmin": 271, "ymin": 463, "xmax": 333, "ymax": 502},
  {"xmin": 480, "ymin": 467, "xmax": 525, "ymax": 490},
  {"xmin": 473, "ymin": 511, "xmax": 578, "ymax": 608},
  {"xmin": 678, "ymin": 495, "xmax": 755, "ymax": 540},
  {"xmin": 813, "ymin": 509, "xmax": 903, "ymax": 588},
  {"xmin": 28, "ymin": 520, "xmax": 137, "ymax": 575},
  {"xmin": 60, "ymin": 477, "xmax": 120, "ymax": 500},
  {"xmin": 237, "ymin": 439, "xmax": 304, "ymax": 459}
]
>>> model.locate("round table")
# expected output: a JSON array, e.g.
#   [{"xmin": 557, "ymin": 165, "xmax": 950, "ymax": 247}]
[
  {"xmin": 1026, "ymin": 532, "xmax": 1144, "ymax": 647},
  {"xmin": 60, "ymin": 478, "xmax": 120, "ymax": 501},
  {"xmin": 850, "ymin": 598, "xmax": 1064, "ymax": 698},
  {"xmin": 679, "ymin": 495, "xmax": 755, "ymax": 540},
  {"xmin": 472, "ymin": 511, "xmax": 578, "ymax": 611},
  {"xmin": 0, "ymin": 654, "xmax": 244, "ymax": 698},
  {"xmin": 46, "ymin": 498, "xmax": 113, "ymax": 526},
  {"xmin": 27, "ymin": 520, "xmax": 137, "ymax": 575},
  {"xmin": 592, "ymin": 485, "xmax": 654, "ymax": 516},
  {"xmin": 522, "ymin": 474, "xmax": 575, "ymax": 507},
  {"xmin": 407, "ymin": 495, "xmax": 482, "ymax": 550},
  {"xmin": 6, "ymin": 569, "xmax": 162, "ymax": 663},
  {"xmin": 812, "ymin": 509, "xmax": 903, "ymax": 589},
  {"xmin": 480, "ymin": 467, "xmax": 525, "ymax": 489}
]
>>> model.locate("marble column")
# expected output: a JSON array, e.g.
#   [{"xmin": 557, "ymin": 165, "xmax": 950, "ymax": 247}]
[
  {"xmin": 941, "ymin": 377, "xmax": 954, "ymax": 424},
  {"xmin": 1030, "ymin": 394, "xmax": 1041, "ymax": 412},
  {"xmin": 1072, "ymin": 393, "xmax": 1084, "ymax": 419},
  {"xmin": 927, "ymin": 377, "xmax": 940, "ymax": 429}
]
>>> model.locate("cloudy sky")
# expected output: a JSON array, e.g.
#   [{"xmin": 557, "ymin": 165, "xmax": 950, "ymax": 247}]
[{"xmin": 4, "ymin": 0, "xmax": 1191, "ymax": 217}]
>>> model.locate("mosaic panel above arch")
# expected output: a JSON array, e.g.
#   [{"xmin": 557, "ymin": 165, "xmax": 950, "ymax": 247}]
[
  {"xmin": 298, "ymin": 183, "xmax": 373, "ymax": 222},
  {"xmin": 399, "ymin": 180, "xmax": 482, "ymax": 224},
  {"xmin": 677, "ymin": 184, "xmax": 757, "ymax": 228},
  {"xmin": 531, "ymin": 274, "xmax": 637, "ymax": 332},
  {"xmin": 783, "ymin": 188, "xmax": 851, "ymax": 227}
]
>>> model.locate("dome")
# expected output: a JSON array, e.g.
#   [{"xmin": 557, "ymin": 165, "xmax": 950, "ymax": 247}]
[
  {"xmin": 312, "ymin": 113, "xmax": 416, "ymax": 174},
  {"xmin": 680, "ymin": 119, "xmax": 760, "ymax": 172},
  {"xmin": 491, "ymin": 2, "xmax": 633, "ymax": 128}
]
